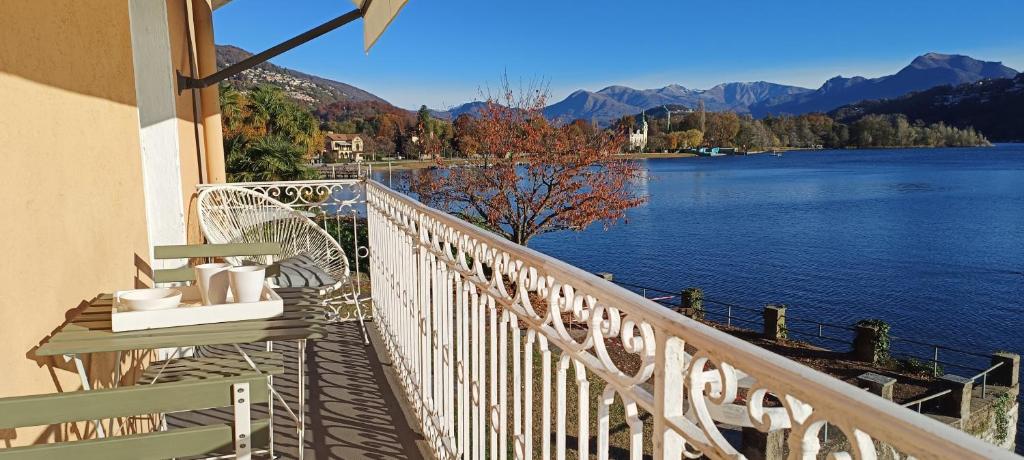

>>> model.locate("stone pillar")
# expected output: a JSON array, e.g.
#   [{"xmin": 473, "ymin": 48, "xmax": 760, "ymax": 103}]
[
  {"xmin": 595, "ymin": 272, "xmax": 614, "ymax": 282},
  {"xmin": 681, "ymin": 287, "xmax": 703, "ymax": 320},
  {"xmin": 741, "ymin": 427, "xmax": 786, "ymax": 460},
  {"xmin": 857, "ymin": 372, "xmax": 896, "ymax": 400},
  {"xmin": 990, "ymin": 352, "xmax": 1020, "ymax": 387},
  {"xmin": 940, "ymin": 374, "xmax": 974, "ymax": 420},
  {"xmin": 763, "ymin": 304, "xmax": 787, "ymax": 340},
  {"xmin": 854, "ymin": 323, "xmax": 885, "ymax": 364}
]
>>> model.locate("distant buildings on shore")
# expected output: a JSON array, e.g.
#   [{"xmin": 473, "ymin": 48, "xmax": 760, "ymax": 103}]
[
  {"xmin": 317, "ymin": 132, "xmax": 365, "ymax": 163},
  {"xmin": 628, "ymin": 113, "xmax": 648, "ymax": 151}
]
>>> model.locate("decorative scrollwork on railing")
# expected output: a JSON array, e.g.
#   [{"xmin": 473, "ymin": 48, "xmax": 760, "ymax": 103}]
[
  {"xmin": 223, "ymin": 180, "xmax": 364, "ymax": 214},
  {"xmin": 363, "ymin": 180, "xmax": 1013, "ymax": 460}
]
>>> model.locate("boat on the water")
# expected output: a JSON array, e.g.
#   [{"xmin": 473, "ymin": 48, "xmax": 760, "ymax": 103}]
[{"xmin": 697, "ymin": 147, "xmax": 725, "ymax": 157}]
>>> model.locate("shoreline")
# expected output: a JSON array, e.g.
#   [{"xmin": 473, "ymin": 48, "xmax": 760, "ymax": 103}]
[{"xmin": 337, "ymin": 144, "xmax": 993, "ymax": 172}]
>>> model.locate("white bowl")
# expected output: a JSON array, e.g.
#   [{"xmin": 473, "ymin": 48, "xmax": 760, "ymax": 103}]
[{"xmin": 119, "ymin": 288, "xmax": 183, "ymax": 311}]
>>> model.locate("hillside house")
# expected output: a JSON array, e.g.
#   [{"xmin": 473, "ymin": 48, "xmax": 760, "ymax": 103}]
[{"xmin": 323, "ymin": 132, "xmax": 364, "ymax": 162}]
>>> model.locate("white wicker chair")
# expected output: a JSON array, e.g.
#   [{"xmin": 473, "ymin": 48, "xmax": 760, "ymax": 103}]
[{"xmin": 197, "ymin": 185, "xmax": 368, "ymax": 342}]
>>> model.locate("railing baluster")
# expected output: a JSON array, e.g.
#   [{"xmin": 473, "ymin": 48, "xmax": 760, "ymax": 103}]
[
  {"xmin": 654, "ymin": 334, "xmax": 685, "ymax": 458},
  {"xmin": 625, "ymin": 399, "xmax": 642, "ymax": 460},
  {"xmin": 489, "ymin": 296, "xmax": 499, "ymax": 457},
  {"xmin": 539, "ymin": 336, "xmax": 551, "ymax": 460},
  {"xmin": 522, "ymin": 331, "xmax": 536, "ymax": 460},
  {"xmin": 445, "ymin": 268, "xmax": 455, "ymax": 454},
  {"xmin": 555, "ymin": 354, "xmax": 569, "ymax": 460},
  {"xmin": 421, "ymin": 239, "xmax": 432, "ymax": 443},
  {"xmin": 472, "ymin": 286, "xmax": 484, "ymax": 460},
  {"xmin": 512, "ymin": 318, "xmax": 523, "ymax": 460},
  {"xmin": 458, "ymin": 278, "xmax": 469, "ymax": 459},
  {"xmin": 498, "ymin": 309, "xmax": 509, "ymax": 460},
  {"xmin": 575, "ymin": 360, "xmax": 590, "ymax": 459},
  {"xmin": 432, "ymin": 250, "xmax": 443, "ymax": 454},
  {"xmin": 597, "ymin": 387, "xmax": 614, "ymax": 460}
]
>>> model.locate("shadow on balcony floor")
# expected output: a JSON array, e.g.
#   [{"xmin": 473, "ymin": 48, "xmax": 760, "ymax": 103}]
[{"xmin": 168, "ymin": 321, "xmax": 428, "ymax": 459}]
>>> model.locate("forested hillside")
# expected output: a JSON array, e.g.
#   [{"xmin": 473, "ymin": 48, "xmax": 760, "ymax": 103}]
[{"xmin": 831, "ymin": 74, "xmax": 1024, "ymax": 142}]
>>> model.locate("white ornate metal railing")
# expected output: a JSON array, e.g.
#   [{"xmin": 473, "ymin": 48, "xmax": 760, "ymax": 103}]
[{"xmin": 365, "ymin": 178, "xmax": 1016, "ymax": 460}]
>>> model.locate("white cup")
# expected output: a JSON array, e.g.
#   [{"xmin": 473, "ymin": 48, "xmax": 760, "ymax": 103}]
[
  {"xmin": 194, "ymin": 262, "xmax": 231, "ymax": 305},
  {"xmin": 228, "ymin": 265, "xmax": 267, "ymax": 303}
]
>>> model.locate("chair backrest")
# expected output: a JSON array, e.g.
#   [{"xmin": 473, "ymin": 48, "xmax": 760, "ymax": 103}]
[
  {"xmin": 152, "ymin": 243, "xmax": 284, "ymax": 283},
  {"xmin": 197, "ymin": 186, "xmax": 350, "ymax": 281},
  {"xmin": 0, "ymin": 374, "xmax": 270, "ymax": 459}
]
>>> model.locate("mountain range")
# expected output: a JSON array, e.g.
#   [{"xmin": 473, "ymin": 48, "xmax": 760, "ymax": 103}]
[
  {"xmin": 541, "ymin": 81, "xmax": 812, "ymax": 123},
  {"xmin": 750, "ymin": 53, "xmax": 1018, "ymax": 117},
  {"xmin": 217, "ymin": 45, "xmax": 1019, "ymax": 136},
  {"xmin": 529, "ymin": 53, "xmax": 1017, "ymax": 125}
]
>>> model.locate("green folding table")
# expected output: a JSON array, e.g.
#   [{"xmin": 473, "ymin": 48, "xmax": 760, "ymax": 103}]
[{"xmin": 36, "ymin": 289, "xmax": 328, "ymax": 459}]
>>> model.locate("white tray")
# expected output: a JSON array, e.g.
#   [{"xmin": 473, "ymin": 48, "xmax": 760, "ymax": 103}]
[{"xmin": 111, "ymin": 284, "xmax": 283, "ymax": 332}]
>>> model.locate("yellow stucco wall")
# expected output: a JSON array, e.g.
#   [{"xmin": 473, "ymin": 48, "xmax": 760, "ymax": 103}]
[
  {"xmin": 0, "ymin": 0, "xmax": 221, "ymax": 447},
  {"xmin": 0, "ymin": 0, "xmax": 151, "ymax": 445}
]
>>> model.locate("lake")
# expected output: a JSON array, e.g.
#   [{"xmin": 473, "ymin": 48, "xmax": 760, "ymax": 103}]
[
  {"xmin": 530, "ymin": 145, "xmax": 1024, "ymax": 367},
  {"xmin": 377, "ymin": 145, "xmax": 1024, "ymax": 364}
]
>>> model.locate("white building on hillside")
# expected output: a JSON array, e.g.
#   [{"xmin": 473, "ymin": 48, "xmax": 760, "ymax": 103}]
[{"xmin": 628, "ymin": 112, "xmax": 648, "ymax": 151}]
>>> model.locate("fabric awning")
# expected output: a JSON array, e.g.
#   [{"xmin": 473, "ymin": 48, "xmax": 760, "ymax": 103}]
[
  {"xmin": 353, "ymin": 0, "xmax": 408, "ymax": 51},
  {"xmin": 213, "ymin": 0, "xmax": 406, "ymax": 52}
]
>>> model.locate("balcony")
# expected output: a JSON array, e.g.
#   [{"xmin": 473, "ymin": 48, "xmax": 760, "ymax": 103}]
[{"xmin": 183, "ymin": 177, "xmax": 1019, "ymax": 460}]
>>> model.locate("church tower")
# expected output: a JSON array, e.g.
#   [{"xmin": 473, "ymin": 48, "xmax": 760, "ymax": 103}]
[{"xmin": 629, "ymin": 111, "xmax": 649, "ymax": 152}]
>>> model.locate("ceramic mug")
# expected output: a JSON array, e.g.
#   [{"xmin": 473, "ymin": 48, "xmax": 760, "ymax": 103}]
[
  {"xmin": 194, "ymin": 262, "xmax": 231, "ymax": 305},
  {"xmin": 228, "ymin": 265, "xmax": 267, "ymax": 303}
]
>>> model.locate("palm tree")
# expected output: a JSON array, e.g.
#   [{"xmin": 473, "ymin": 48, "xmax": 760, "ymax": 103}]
[
  {"xmin": 219, "ymin": 84, "xmax": 243, "ymax": 134},
  {"xmin": 245, "ymin": 85, "xmax": 287, "ymax": 136},
  {"xmin": 274, "ymin": 103, "xmax": 322, "ymax": 158},
  {"xmin": 221, "ymin": 84, "xmax": 323, "ymax": 182},
  {"xmin": 227, "ymin": 135, "xmax": 317, "ymax": 182}
]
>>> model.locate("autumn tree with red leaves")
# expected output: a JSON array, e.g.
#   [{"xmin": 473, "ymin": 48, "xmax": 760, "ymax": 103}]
[{"xmin": 408, "ymin": 80, "xmax": 647, "ymax": 246}]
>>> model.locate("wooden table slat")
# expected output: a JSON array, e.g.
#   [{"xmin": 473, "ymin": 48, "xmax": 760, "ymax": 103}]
[
  {"xmin": 37, "ymin": 292, "xmax": 328, "ymax": 356},
  {"xmin": 38, "ymin": 326, "xmax": 328, "ymax": 356},
  {"xmin": 51, "ymin": 318, "xmax": 328, "ymax": 342}
]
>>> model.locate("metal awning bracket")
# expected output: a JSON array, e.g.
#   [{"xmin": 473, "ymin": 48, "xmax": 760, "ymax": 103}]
[{"xmin": 177, "ymin": 6, "xmax": 365, "ymax": 94}]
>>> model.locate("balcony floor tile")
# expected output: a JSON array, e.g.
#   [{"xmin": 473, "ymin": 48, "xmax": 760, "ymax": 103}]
[{"xmin": 168, "ymin": 321, "xmax": 428, "ymax": 459}]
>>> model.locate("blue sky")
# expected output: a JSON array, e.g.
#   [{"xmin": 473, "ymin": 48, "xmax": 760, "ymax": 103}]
[{"xmin": 213, "ymin": 0, "xmax": 1024, "ymax": 110}]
